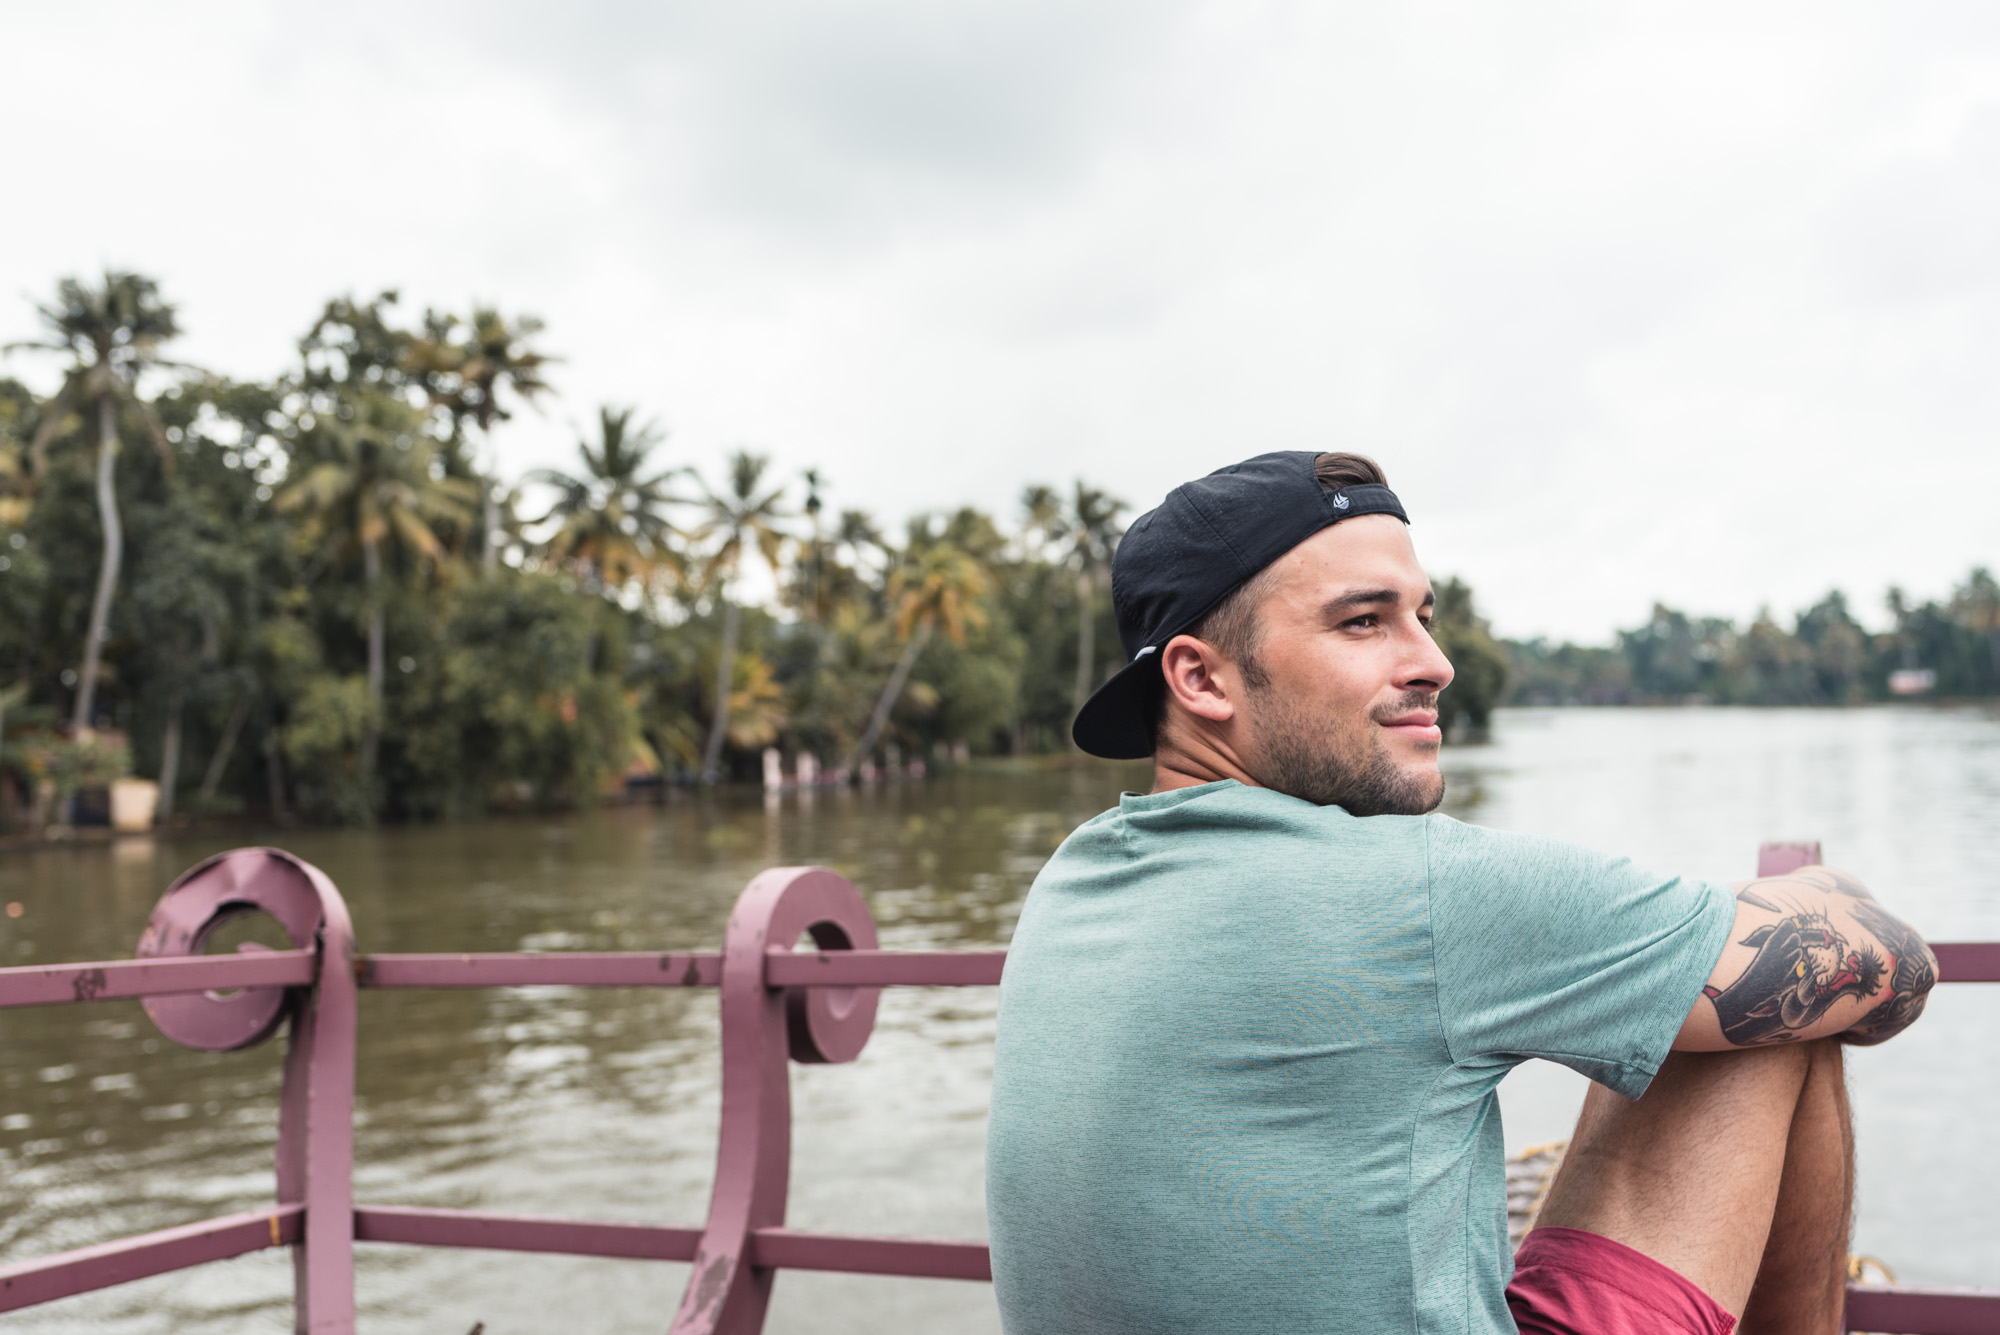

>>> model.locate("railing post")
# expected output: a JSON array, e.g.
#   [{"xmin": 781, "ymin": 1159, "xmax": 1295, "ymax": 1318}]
[
  {"xmin": 670, "ymin": 868, "xmax": 880, "ymax": 1335},
  {"xmin": 1756, "ymin": 841, "xmax": 1823, "ymax": 878},
  {"xmin": 136, "ymin": 848, "xmax": 357, "ymax": 1334}
]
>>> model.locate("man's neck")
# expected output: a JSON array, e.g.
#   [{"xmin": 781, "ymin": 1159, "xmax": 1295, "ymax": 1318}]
[{"xmin": 1151, "ymin": 742, "xmax": 1259, "ymax": 795}]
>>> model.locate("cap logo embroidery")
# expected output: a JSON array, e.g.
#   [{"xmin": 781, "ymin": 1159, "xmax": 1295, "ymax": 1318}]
[
  {"xmin": 1133, "ymin": 645, "xmax": 1157, "ymax": 659},
  {"xmin": 1331, "ymin": 492, "xmax": 1351, "ymax": 510}
]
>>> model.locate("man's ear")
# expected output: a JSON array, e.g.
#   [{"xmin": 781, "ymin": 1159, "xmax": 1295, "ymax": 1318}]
[{"xmin": 1159, "ymin": 634, "xmax": 1236, "ymax": 725}]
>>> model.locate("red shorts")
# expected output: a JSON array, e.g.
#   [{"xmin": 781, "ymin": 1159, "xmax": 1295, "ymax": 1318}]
[{"xmin": 1509, "ymin": 1227, "xmax": 1736, "ymax": 1335}]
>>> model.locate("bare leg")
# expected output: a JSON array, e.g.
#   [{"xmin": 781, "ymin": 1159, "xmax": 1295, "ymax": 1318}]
[
  {"xmin": 1532, "ymin": 1040, "xmax": 1852, "ymax": 1332},
  {"xmin": 1740, "ymin": 1043, "xmax": 1851, "ymax": 1334}
]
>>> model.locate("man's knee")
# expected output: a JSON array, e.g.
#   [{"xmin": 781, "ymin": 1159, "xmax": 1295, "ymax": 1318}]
[
  {"xmin": 1536, "ymin": 1041, "xmax": 1849, "ymax": 1318},
  {"xmin": 1580, "ymin": 1042, "xmax": 1812, "ymax": 1142},
  {"xmin": 1541, "ymin": 1045, "xmax": 1821, "ymax": 1239}
]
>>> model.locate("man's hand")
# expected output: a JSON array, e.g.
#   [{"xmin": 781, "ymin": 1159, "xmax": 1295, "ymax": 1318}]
[{"xmin": 1674, "ymin": 866, "xmax": 1937, "ymax": 1052}]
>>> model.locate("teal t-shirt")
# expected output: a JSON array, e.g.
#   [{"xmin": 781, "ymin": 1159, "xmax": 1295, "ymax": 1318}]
[{"xmin": 986, "ymin": 781, "xmax": 1736, "ymax": 1335}]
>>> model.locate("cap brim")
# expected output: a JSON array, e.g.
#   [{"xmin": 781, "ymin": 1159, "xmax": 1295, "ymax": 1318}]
[{"xmin": 1070, "ymin": 653, "xmax": 1163, "ymax": 760}]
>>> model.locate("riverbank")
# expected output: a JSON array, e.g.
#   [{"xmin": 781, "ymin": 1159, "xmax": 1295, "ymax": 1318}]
[{"xmin": 0, "ymin": 751, "xmax": 1144, "ymax": 856}]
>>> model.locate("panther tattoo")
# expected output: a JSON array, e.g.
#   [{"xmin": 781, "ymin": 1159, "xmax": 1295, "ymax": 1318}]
[{"xmin": 1703, "ymin": 903, "xmax": 1886, "ymax": 1046}]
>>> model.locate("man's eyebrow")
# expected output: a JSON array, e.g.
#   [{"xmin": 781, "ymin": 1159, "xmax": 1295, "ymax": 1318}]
[
  {"xmin": 1322, "ymin": 589, "xmax": 1401, "ymax": 615},
  {"xmin": 1319, "ymin": 588, "xmax": 1436, "ymax": 617}
]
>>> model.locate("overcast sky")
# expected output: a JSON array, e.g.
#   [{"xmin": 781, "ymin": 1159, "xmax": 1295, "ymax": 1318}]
[{"xmin": 4, "ymin": 2, "xmax": 1997, "ymax": 642}]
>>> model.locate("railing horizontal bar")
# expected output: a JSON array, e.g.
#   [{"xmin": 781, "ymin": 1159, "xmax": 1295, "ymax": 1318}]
[
  {"xmin": 1933, "ymin": 942, "xmax": 2000, "ymax": 984},
  {"xmin": 1844, "ymin": 1283, "xmax": 2000, "ymax": 1333},
  {"xmin": 749, "ymin": 1228, "xmax": 992, "ymax": 1280},
  {"xmin": 357, "ymin": 952, "xmax": 722, "ymax": 989},
  {"xmin": 762, "ymin": 943, "xmax": 1995, "ymax": 987},
  {"xmin": 10, "ymin": 942, "xmax": 1984, "ymax": 1005},
  {"xmin": 0, "ymin": 1205, "xmax": 301, "ymax": 1311},
  {"xmin": 353, "ymin": 1206, "xmax": 700, "ymax": 1261},
  {"xmin": 0, "ymin": 951, "xmax": 317, "ymax": 1010},
  {"xmin": 349, "ymin": 1209, "xmax": 990, "ymax": 1281},
  {"xmin": 5, "ymin": 1210, "xmax": 1988, "ymax": 1317},
  {"xmin": 765, "ymin": 950, "xmax": 1007, "ymax": 987}
]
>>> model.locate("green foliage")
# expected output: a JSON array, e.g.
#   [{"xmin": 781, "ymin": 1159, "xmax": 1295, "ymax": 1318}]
[
  {"xmin": 532, "ymin": 407, "xmax": 682, "ymax": 591},
  {"xmin": 6, "ymin": 728, "xmax": 130, "ymax": 800},
  {"xmin": 387, "ymin": 571, "xmax": 639, "ymax": 816},
  {"xmin": 284, "ymin": 674, "xmax": 376, "ymax": 822},
  {"xmin": 8, "ymin": 269, "xmax": 1990, "ymax": 830},
  {"xmin": 1429, "ymin": 577, "xmax": 1508, "ymax": 736},
  {"xmin": 276, "ymin": 387, "xmax": 477, "ymax": 568},
  {"xmin": 1507, "ymin": 573, "xmax": 2000, "ymax": 706},
  {"xmin": 8, "ymin": 271, "xmax": 186, "ymax": 738},
  {"xmin": 913, "ymin": 610, "xmax": 1026, "ymax": 750},
  {"xmin": 1502, "ymin": 638, "xmax": 1629, "ymax": 706}
]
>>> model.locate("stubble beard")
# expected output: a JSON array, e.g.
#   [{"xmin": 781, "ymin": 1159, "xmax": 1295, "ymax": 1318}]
[{"xmin": 1248, "ymin": 687, "xmax": 1446, "ymax": 816}]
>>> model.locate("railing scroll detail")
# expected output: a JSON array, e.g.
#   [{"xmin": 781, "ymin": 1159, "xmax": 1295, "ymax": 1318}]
[
  {"xmin": 143, "ymin": 847, "xmax": 358, "ymax": 1333},
  {"xmin": 669, "ymin": 866, "xmax": 880, "ymax": 1335}
]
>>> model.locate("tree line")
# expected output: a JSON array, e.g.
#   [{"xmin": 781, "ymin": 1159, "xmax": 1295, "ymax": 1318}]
[
  {"xmin": 1506, "ymin": 579, "xmax": 2000, "ymax": 706},
  {"xmin": 0, "ymin": 271, "xmax": 1516, "ymax": 829},
  {"xmin": 5, "ymin": 273, "xmax": 1979, "ymax": 832}
]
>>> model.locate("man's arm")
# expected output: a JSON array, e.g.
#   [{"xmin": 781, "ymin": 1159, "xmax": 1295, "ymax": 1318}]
[{"xmin": 1674, "ymin": 866, "xmax": 1937, "ymax": 1051}]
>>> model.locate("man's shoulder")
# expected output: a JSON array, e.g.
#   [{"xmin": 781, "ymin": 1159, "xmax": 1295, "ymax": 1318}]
[
  {"xmin": 1100, "ymin": 779, "xmax": 1434, "ymax": 838},
  {"xmin": 1028, "ymin": 784, "xmax": 1436, "ymax": 927},
  {"xmin": 1035, "ymin": 784, "xmax": 1438, "ymax": 894},
  {"xmin": 1422, "ymin": 817, "xmax": 1737, "ymax": 957},
  {"xmin": 1052, "ymin": 795, "xmax": 1639, "ymax": 898},
  {"xmin": 1421, "ymin": 814, "xmax": 1619, "ymax": 881}
]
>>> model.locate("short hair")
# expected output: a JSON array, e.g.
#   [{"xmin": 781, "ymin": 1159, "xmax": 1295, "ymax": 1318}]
[{"xmin": 1149, "ymin": 452, "xmax": 1389, "ymax": 744}]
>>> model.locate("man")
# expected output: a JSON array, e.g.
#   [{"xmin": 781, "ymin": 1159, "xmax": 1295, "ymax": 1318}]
[{"xmin": 986, "ymin": 452, "xmax": 1936, "ymax": 1335}]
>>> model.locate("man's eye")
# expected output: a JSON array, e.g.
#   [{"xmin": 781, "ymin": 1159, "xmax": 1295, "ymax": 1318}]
[{"xmin": 1343, "ymin": 614, "xmax": 1379, "ymax": 629}]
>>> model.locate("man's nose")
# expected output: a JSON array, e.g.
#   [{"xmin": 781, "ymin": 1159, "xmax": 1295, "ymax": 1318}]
[{"xmin": 1400, "ymin": 622, "xmax": 1455, "ymax": 692}]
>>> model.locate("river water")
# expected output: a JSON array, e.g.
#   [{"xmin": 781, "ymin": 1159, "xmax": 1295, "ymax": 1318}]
[{"xmin": 3, "ymin": 705, "xmax": 1997, "ymax": 1332}]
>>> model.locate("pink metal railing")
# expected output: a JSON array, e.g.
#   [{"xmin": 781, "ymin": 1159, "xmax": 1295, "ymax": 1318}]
[{"xmin": 0, "ymin": 842, "xmax": 1995, "ymax": 1334}]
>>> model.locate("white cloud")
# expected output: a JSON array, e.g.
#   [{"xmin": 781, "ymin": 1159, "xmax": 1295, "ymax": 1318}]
[{"xmin": 2, "ymin": 0, "xmax": 1997, "ymax": 641}]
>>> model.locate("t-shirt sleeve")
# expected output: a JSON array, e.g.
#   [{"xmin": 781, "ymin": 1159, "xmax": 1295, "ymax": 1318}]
[{"xmin": 1423, "ymin": 815, "xmax": 1737, "ymax": 1098}]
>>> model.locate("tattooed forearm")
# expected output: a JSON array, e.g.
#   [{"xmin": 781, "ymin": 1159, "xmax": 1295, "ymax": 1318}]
[
  {"xmin": 1704, "ymin": 893, "xmax": 1884, "ymax": 1045},
  {"xmin": 1704, "ymin": 874, "xmax": 1937, "ymax": 1047},
  {"xmin": 1838, "ymin": 899, "xmax": 1937, "ymax": 1046}
]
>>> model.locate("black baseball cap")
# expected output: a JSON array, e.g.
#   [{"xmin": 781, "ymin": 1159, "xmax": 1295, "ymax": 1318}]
[{"xmin": 1071, "ymin": 451, "xmax": 1410, "ymax": 759}]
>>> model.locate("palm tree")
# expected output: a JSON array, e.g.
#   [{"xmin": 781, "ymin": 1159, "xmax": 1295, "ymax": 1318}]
[
  {"xmin": 275, "ymin": 389, "xmax": 477, "ymax": 780},
  {"xmin": 0, "ymin": 680, "xmax": 27, "ymax": 828},
  {"xmin": 1018, "ymin": 483, "xmax": 1062, "ymax": 563},
  {"xmin": 405, "ymin": 306, "xmax": 555, "ymax": 571},
  {"xmin": 531, "ymin": 406, "xmax": 683, "ymax": 591},
  {"xmin": 0, "ymin": 423, "xmax": 32, "ymax": 530},
  {"xmin": 0, "ymin": 386, "xmax": 37, "ymax": 529},
  {"xmin": 795, "ymin": 467, "xmax": 830, "ymax": 623},
  {"xmin": 792, "ymin": 507, "xmax": 885, "ymax": 640},
  {"xmin": 846, "ymin": 538, "xmax": 989, "ymax": 771},
  {"xmin": 833, "ymin": 509, "xmax": 886, "ymax": 591},
  {"xmin": 6, "ymin": 271, "xmax": 183, "ymax": 735},
  {"xmin": 1956, "ymin": 568, "xmax": 2000, "ymax": 682},
  {"xmin": 694, "ymin": 450, "xmax": 788, "ymax": 783},
  {"xmin": 1052, "ymin": 483, "xmax": 1127, "ymax": 724}
]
